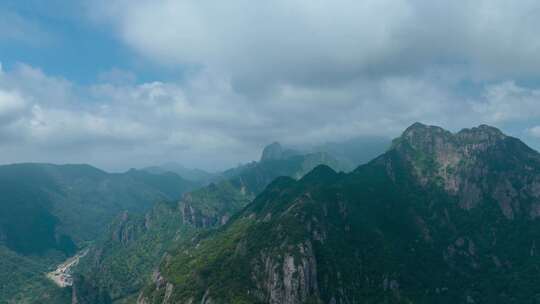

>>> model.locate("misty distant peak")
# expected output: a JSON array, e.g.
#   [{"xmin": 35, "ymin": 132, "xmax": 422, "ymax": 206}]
[{"xmin": 260, "ymin": 142, "xmax": 284, "ymax": 161}]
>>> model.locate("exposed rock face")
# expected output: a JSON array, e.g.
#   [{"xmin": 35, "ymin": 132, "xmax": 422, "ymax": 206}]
[
  {"xmin": 77, "ymin": 143, "xmax": 348, "ymax": 303},
  {"xmin": 393, "ymin": 123, "xmax": 540, "ymax": 220},
  {"xmin": 394, "ymin": 123, "xmax": 499, "ymax": 192},
  {"xmin": 121, "ymin": 124, "xmax": 540, "ymax": 303},
  {"xmin": 253, "ymin": 241, "xmax": 319, "ymax": 304},
  {"xmin": 136, "ymin": 271, "xmax": 177, "ymax": 304},
  {"xmin": 179, "ymin": 200, "xmax": 212, "ymax": 228},
  {"xmin": 178, "ymin": 196, "xmax": 232, "ymax": 228},
  {"xmin": 111, "ymin": 211, "xmax": 145, "ymax": 245}
]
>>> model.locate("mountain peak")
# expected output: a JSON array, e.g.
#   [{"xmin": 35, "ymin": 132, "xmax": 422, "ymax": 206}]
[
  {"xmin": 402, "ymin": 122, "xmax": 452, "ymax": 139},
  {"xmin": 456, "ymin": 124, "xmax": 506, "ymax": 142},
  {"xmin": 387, "ymin": 123, "xmax": 535, "ymax": 197},
  {"xmin": 393, "ymin": 123, "xmax": 454, "ymax": 153},
  {"xmin": 260, "ymin": 142, "xmax": 284, "ymax": 161},
  {"xmin": 405, "ymin": 121, "xmax": 429, "ymax": 131},
  {"xmin": 397, "ymin": 123, "xmax": 507, "ymax": 150},
  {"xmin": 300, "ymin": 164, "xmax": 338, "ymax": 184}
]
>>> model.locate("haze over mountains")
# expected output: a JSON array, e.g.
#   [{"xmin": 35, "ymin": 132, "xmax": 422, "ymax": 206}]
[
  {"xmin": 142, "ymin": 164, "xmax": 214, "ymax": 183},
  {"xmin": 137, "ymin": 123, "xmax": 540, "ymax": 304},
  {"xmin": 71, "ymin": 143, "xmax": 347, "ymax": 303},
  {"xmin": 0, "ymin": 164, "xmax": 199, "ymax": 303},
  {"xmin": 4, "ymin": 123, "xmax": 540, "ymax": 303},
  {"xmin": 141, "ymin": 136, "xmax": 390, "ymax": 182},
  {"xmin": 5, "ymin": 1, "xmax": 540, "ymax": 303},
  {"xmin": 0, "ymin": 136, "xmax": 386, "ymax": 303}
]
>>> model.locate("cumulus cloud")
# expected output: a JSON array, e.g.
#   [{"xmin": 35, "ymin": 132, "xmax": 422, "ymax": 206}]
[
  {"xmin": 528, "ymin": 126, "xmax": 540, "ymax": 138},
  {"xmin": 3, "ymin": 1, "xmax": 540, "ymax": 170},
  {"xmin": 89, "ymin": 0, "xmax": 540, "ymax": 94},
  {"xmin": 2, "ymin": 61, "xmax": 540, "ymax": 171},
  {"xmin": 0, "ymin": 90, "xmax": 26, "ymax": 120},
  {"xmin": 0, "ymin": 64, "xmax": 260, "ymax": 170},
  {"xmin": 472, "ymin": 82, "xmax": 540, "ymax": 123}
]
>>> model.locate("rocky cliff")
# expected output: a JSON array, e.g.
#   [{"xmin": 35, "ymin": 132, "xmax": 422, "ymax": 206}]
[
  {"xmin": 138, "ymin": 123, "xmax": 540, "ymax": 303},
  {"xmin": 74, "ymin": 146, "xmax": 345, "ymax": 303}
]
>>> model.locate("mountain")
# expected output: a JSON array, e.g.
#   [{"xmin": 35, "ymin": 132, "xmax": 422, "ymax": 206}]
[
  {"xmin": 71, "ymin": 203, "xmax": 200, "ymax": 304},
  {"xmin": 142, "ymin": 163, "xmax": 215, "ymax": 182},
  {"xmin": 73, "ymin": 145, "xmax": 346, "ymax": 302},
  {"xmin": 261, "ymin": 138, "xmax": 390, "ymax": 172},
  {"xmin": 260, "ymin": 142, "xmax": 302, "ymax": 162},
  {"xmin": 309, "ymin": 136, "xmax": 390, "ymax": 171},
  {"xmin": 0, "ymin": 164, "xmax": 197, "ymax": 303},
  {"xmin": 138, "ymin": 123, "xmax": 540, "ymax": 303}
]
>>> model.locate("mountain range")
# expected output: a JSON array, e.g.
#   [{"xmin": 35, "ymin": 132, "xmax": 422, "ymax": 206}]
[
  {"xmin": 140, "ymin": 136, "xmax": 391, "ymax": 182},
  {"xmin": 142, "ymin": 164, "xmax": 215, "ymax": 183},
  {"xmin": 136, "ymin": 123, "xmax": 540, "ymax": 303},
  {"xmin": 4, "ymin": 124, "xmax": 540, "ymax": 303},
  {"xmin": 72, "ymin": 145, "xmax": 346, "ymax": 303}
]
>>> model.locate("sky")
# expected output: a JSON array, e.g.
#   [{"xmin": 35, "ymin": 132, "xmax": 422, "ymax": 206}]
[{"xmin": 1, "ymin": 0, "xmax": 540, "ymax": 172}]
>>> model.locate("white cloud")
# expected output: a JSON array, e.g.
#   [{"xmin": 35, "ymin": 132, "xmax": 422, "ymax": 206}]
[
  {"xmin": 528, "ymin": 126, "xmax": 540, "ymax": 138},
  {"xmin": 0, "ymin": 90, "xmax": 26, "ymax": 119},
  {"xmin": 2, "ymin": 61, "xmax": 540, "ymax": 170},
  {"xmin": 4, "ymin": 1, "xmax": 540, "ymax": 169},
  {"xmin": 472, "ymin": 82, "xmax": 540, "ymax": 123},
  {"xmin": 89, "ymin": 0, "xmax": 540, "ymax": 94}
]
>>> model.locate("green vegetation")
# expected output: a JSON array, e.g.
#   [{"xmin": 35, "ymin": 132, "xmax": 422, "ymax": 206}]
[
  {"xmin": 0, "ymin": 245, "xmax": 71, "ymax": 303},
  {"xmin": 73, "ymin": 148, "xmax": 344, "ymax": 302},
  {"xmin": 75, "ymin": 202, "xmax": 200, "ymax": 301},
  {"xmin": 139, "ymin": 124, "xmax": 540, "ymax": 303},
  {"xmin": 0, "ymin": 163, "xmax": 197, "ymax": 303}
]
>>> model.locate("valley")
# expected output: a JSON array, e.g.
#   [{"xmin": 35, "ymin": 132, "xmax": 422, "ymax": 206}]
[{"xmin": 0, "ymin": 164, "xmax": 198, "ymax": 303}]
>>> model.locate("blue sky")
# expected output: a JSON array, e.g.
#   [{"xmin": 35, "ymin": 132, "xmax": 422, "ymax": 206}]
[
  {"xmin": 0, "ymin": 0, "xmax": 188, "ymax": 84},
  {"xmin": 1, "ymin": 0, "xmax": 540, "ymax": 171}
]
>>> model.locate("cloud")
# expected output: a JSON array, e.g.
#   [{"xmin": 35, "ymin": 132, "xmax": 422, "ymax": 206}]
[
  {"xmin": 89, "ymin": 0, "xmax": 540, "ymax": 95},
  {"xmin": 2, "ymin": 59, "xmax": 540, "ymax": 171},
  {"xmin": 472, "ymin": 82, "xmax": 540, "ymax": 123},
  {"xmin": 528, "ymin": 126, "xmax": 540, "ymax": 138},
  {"xmin": 3, "ymin": 60, "xmax": 540, "ymax": 171},
  {"xmin": 0, "ymin": 90, "xmax": 26, "ymax": 120},
  {"xmin": 3, "ymin": 2, "xmax": 540, "ymax": 170},
  {"xmin": 0, "ymin": 64, "xmax": 259, "ymax": 170}
]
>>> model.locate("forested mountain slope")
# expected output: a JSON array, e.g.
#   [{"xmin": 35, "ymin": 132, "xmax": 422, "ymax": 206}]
[
  {"xmin": 140, "ymin": 123, "xmax": 540, "ymax": 304},
  {"xmin": 73, "ymin": 146, "xmax": 345, "ymax": 303},
  {"xmin": 0, "ymin": 163, "xmax": 197, "ymax": 303}
]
